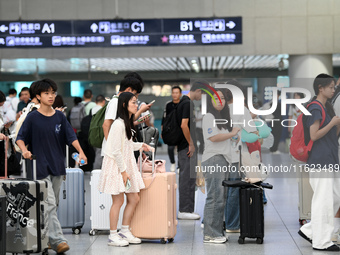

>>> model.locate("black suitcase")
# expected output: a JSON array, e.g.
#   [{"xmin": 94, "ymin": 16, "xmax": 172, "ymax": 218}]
[
  {"xmin": 222, "ymin": 180, "xmax": 273, "ymax": 244},
  {"xmin": 0, "ymin": 196, "xmax": 6, "ymax": 255},
  {"xmin": 0, "ymin": 141, "xmax": 49, "ymax": 255}
]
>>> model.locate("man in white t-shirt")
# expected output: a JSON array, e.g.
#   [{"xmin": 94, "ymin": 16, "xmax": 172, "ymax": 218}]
[{"xmin": 101, "ymin": 76, "xmax": 151, "ymax": 156}]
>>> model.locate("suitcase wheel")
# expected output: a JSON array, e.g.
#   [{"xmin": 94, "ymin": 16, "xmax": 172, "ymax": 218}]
[
  {"xmin": 299, "ymin": 219, "xmax": 307, "ymax": 225},
  {"xmin": 256, "ymin": 238, "xmax": 263, "ymax": 244},
  {"xmin": 161, "ymin": 238, "xmax": 167, "ymax": 244},
  {"xmin": 89, "ymin": 229, "xmax": 97, "ymax": 236},
  {"xmin": 72, "ymin": 227, "xmax": 82, "ymax": 235},
  {"xmin": 168, "ymin": 238, "xmax": 174, "ymax": 243},
  {"xmin": 238, "ymin": 237, "xmax": 245, "ymax": 244},
  {"xmin": 42, "ymin": 249, "xmax": 49, "ymax": 255}
]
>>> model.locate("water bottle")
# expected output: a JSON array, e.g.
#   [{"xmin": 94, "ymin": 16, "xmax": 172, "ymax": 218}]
[
  {"xmin": 231, "ymin": 135, "xmax": 239, "ymax": 148},
  {"xmin": 72, "ymin": 152, "xmax": 85, "ymax": 166},
  {"xmin": 149, "ymin": 137, "xmax": 155, "ymax": 148}
]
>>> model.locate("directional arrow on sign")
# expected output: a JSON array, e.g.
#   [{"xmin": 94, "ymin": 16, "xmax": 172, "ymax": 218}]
[
  {"xmin": 0, "ymin": 25, "xmax": 9, "ymax": 33},
  {"xmin": 90, "ymin": 23, "xmax": 98, "ymax": 33},
  {"xmin": 226, "ymin": 21, "xmax": 236, "ymax": 29}
]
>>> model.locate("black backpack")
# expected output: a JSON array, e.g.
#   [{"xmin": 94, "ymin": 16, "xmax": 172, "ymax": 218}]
[
  {"xmin": 80, "ymin": 109, "xmax": 92, "ymax": 137},
  {"xmin": 162, "ymin": 97, "xmax": 188, "ymax": 146}
]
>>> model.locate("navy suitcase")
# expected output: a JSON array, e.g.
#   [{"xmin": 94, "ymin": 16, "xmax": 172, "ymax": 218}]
[{"xmin": 0, "ymin": 196, "xmax": 6, "ymax": 255}]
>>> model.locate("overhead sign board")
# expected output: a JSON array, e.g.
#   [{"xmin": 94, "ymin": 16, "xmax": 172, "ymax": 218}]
[{"xmin": 0, "ymin": 17, "xmax": 242, "ymax": 48}]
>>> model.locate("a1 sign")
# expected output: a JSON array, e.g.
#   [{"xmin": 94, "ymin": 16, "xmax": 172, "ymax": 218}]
[{"xmin": 41, "ymin": 23, "xmax": 55, "ymax": 34}]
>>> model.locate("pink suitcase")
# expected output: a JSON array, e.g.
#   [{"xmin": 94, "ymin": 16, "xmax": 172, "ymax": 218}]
[{"xmin": 130, "ymin": 151, "xmax": 177, "ymax": 244}]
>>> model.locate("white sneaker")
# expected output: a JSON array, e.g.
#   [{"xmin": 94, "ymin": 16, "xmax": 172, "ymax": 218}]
[
  {"xmin": 170, "ymin": 164, "xmax": 176, "ymax": 172},
  {"xmin": 178, "ymin": 212, "xmax": 201, "ymax": 220},
  {"xmin": 201, "ymin": 223, "xmax": 204, "ymax": 229},
  {"xmin": 332, "ymin": 231, "xmax": 340, "ymax": 244},
  {"xmin": 203, "ymin": 236, "xmax": 227, "ymax": 244},
  {"xmin": 119, "ymin": 231, "xmax": 142, "ymax": 244},
  {"xmin": 177, "ymin": 168, "xmax": 180, "ymax": 174},
  {"xmin": 226, "ymin": 229, "xmax": 240, "ymax": 233},
  {"xmin": 271, "ymin": 151, "xmax": 281, "ymax": 154},
  {"xmin": 108, "ymin": 234, "xmax": 129, "ymax": 247}
]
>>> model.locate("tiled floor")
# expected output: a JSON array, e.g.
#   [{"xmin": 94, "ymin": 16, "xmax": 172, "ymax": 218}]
[{"xmin": 6, "ymin": 148, "xmax": 335, "ymax": 255}]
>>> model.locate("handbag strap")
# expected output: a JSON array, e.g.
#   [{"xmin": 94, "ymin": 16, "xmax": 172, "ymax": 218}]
[{"xmin": 139, "ymin": 149, "xmax": 156, "ymax": 190}]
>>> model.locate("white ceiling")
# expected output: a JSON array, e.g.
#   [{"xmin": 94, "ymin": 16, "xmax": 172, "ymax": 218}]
[{"xmin": 1, "ymin": 54, "xmax": 340, "ymax": 74}]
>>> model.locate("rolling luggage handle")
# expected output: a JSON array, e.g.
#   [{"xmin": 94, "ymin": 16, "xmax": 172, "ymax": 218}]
[
  {"xmin": 139, "ymin": 149, "xmax": 155, "ymax": 175},
  {"xmin": 222, "ymin": 180, "xmax": 273, "ymax": 190},
  {"xmin": 139, "ymin": 148, "xmax": 156, "ymax": 190},
  {"xmin": 222, "ymin": 145, "xmax": 273, "ymax": 189},
  {"xmin": 22, "ymin": 155, "xmax": 37, "ymax": 180},
  {"xmin": 237, "ymin": 144, "xmax": 268, "ymax": 183}
]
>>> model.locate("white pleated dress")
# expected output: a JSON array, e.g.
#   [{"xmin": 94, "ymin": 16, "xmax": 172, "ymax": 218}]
[{"xmin": 98, "ymin": 118, "xmax": 145, "ymax": 195}]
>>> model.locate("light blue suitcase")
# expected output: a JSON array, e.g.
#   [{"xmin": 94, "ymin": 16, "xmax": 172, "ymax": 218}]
[{"xmin": 57, "ymin": 147, "xmax": 85, "ymax": 234}]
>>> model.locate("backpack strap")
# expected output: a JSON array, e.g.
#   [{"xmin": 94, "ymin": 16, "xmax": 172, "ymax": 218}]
[{"xmin": 307, "ymin": 101, "xmax": 326, "ymax": 127}]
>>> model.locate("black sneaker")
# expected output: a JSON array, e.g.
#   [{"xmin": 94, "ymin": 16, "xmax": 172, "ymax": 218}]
[
  {"xmin": 313, "ymin": 244, "xmax": 340, "ymax": 252},
  {"xmin": 298, "ymin": 230, "xmax": 312, "ymax": 244}
]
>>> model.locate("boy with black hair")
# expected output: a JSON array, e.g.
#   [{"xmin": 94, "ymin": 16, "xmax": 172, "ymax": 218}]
[
  {"xmin": 124, "ymin": 72, "xmax": 145, "ymax": 89},
  {"xmin": 16, "ymin": 78, "xmax": 87, "ymax": 254},
  {"xmin": 102, "ymin": 76, "xmax": 151, "ymax": 154},
  {"xmin": 177, "ymin": 82, "xmax": 202, "ymax": 220}
]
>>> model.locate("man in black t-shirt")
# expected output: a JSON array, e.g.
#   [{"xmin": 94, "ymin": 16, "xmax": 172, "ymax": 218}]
[
  {"xmin": 161, "ymin": 86, "xmax": 182, "ymax": 172},
  {"xmin": 176, "ymin": 83, "xmax": 202, "ymax": 220}
]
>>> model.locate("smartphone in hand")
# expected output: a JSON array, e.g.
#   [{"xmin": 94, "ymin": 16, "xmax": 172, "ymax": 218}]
[
  {"xmin": 137, "ymin": 114, "xmax": 151, "ymax": 123},
  {"xmin": 126, "ymin": 179, "xmax": 131, "ymax": 190}
]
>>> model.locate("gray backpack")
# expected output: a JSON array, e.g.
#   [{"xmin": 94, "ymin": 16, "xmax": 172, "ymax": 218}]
[{"xmin": 70, "ymin": 103, "xmax": 88, "ymax": 130}]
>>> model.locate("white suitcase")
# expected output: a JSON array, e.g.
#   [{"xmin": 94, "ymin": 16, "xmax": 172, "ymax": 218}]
[
  {"xmin": 89, "ymin": 169, "xmax": 126, "ymax": 235},
  {"xmin": 297, "ymin": 164, "xmax": 313, "ymax": 225}
]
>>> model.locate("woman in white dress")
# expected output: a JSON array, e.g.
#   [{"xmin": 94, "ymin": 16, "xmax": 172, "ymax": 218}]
[{"xmin": 98, "ymin": 92, "xmax": 153, "ymax": 247}]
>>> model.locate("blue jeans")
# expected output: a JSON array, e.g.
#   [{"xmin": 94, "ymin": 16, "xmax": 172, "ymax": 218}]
[
  {"xmin": 224, "ymin": 163, "xmax": 241, "ymax": 230},
  {"xmin": 203, "ymin": 155, "xmax": 229, "ymax": 238}
]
